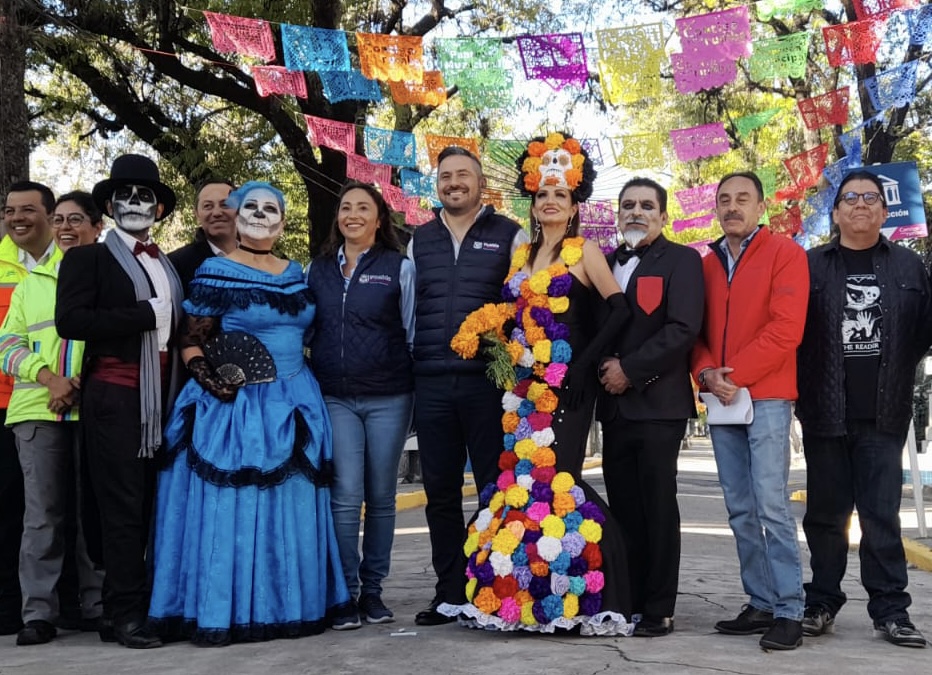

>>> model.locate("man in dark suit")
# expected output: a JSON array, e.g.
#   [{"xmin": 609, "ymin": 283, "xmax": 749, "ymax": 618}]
[
  {"xmin": 596, "ymin": 177, "xmax": 704, "ymax": 637},
  {"xmin": 56, "ymin": 155, "xmax": 183, "ymax": 649},
  {"xmin": 168, "ymin": 178, "xmax": 236, "ymax": 295}
]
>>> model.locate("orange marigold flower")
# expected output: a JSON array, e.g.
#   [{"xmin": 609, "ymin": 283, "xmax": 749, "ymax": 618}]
[
  {"xmin": 502, "ymin": 411, "xmax": 520, "ymax": 433},
  {"xmin": 527, "ymin": 141, "xmax": 548, "ymax": 157},
  {"xmin": 525, "ymin": 326, "xmax": 547, "ymax": 344},
  {"xmin": 535, "ymin": 389, "xmax": 558, "ymax": 413},
  {"xmin": 563, "ymin": 138, "xmax": 581, "ymax": 154},
  {"xmin": 530, "ymin": 560, "xmax": 550, "ymax": 576},
  {"xmin": 531, "ymin": 447, "xmax": 557, "ymax": 467}
]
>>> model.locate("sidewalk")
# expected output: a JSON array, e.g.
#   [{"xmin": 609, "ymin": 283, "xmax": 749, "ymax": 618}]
[{"xmin": 2, "ymin": 440, "xmax": 930, "ymax": 674}]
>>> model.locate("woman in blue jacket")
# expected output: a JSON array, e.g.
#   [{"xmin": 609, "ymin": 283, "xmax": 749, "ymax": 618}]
[{"xmin": 306, "ymin": 182, "xmax": 415, "ymax": 629}]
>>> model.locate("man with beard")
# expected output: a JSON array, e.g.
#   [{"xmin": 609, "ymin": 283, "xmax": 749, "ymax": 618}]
[
  {"xmin": 56, "ymin": 155, "xmax": 183, "ymax": 649},
  {"xmin": 691, "ymin": 171, "xmax": 809, "ymax": 651},
  {"xmin": 597, "ymin": 178, "xmax": 704, "ymax": 637},
  {"xmin": 0, "ymin": 182, "xmax": 58, "ymax": 636},
  {"xmin": 169, "ymin": 179, "xmax": 237, "ymax": 295},
  {"xmin": 407, "ymin": 146, "xmax": 528, "ymax": 625}
]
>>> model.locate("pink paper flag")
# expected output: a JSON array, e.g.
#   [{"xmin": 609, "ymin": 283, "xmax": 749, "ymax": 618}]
[
  {"xmin": 579, "ymin": 201, "xmax": 617, "ymax": 227},
  {"xmin": 381, "ymin": 184, "xmax": 407, "ymax": 212},
  {"xmin": 676, "ymin": 6, "xmax": 751, "ymax": 60},
  {"xmin": 687, "ymin": 240, "xmax": 714, "ymax": 257},
  {"xmin": 346, "ymin": 154, "xmax": 391, "ymax": 186},
  {"xmin": 672, "ymin": 213, "xmax": 715, "ymax": 233},
  {"xmin": 670, "ymin": 123, "xmax": 730, "ymax": 162},
  {"xmin": 304, "ymin": 115, "xmax": 355, "ymax": 154},
  {"xmin": 670, "ymin": 52, "xmax": 738, "ymax": 94},
  {"xmin": 405, "ymin": 198, "xmax": 435, "ymax": 226},
  {"xmin": 675, "ymin": 183, "xmax": 718, "ymax": 215},
  {"xmin": 204, "ymin": 12, "xmax": 276, "ymax": 62},
  {"xmin": 252, "ymin": 66, "xmax": 307, "ymax": 99}
]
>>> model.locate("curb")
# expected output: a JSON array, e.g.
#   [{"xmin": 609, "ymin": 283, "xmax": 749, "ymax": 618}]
[
  {"xmin": 395, "ymin": 457, "xmax": 605, "ymax": 512},
  {"xmin": 787, "ymin": 489, "xmax": 932, "ymax": 573}
]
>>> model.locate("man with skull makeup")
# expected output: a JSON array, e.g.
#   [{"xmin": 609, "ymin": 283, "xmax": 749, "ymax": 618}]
[
  {"xmin": 56, "ymin": 154, "xmax": 184, "ymax": 649},
  {"xmin": 596, "ymin": 178, "xmax": 704, "ymax": 637}
]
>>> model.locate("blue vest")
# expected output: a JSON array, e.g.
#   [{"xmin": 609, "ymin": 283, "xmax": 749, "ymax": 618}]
[
  {"xmin": 412, "ymin": 208, "xmax": 520, "ymax": 375},
  {"xmin": 308, "ymin": 247, "xmax": 413, "ymax": 396}
]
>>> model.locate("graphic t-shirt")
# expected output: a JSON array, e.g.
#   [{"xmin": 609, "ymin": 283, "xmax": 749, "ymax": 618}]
[{"xmin": 840, "ymin": 244, "xmax": 881, "ymax": 419}]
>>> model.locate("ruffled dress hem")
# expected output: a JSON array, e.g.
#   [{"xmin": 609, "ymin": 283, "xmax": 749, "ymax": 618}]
[
  {"xmin": 437, "ymin": 602, "xmax": 634, "ymax": 636},
  {"xmin": 148, "ymin": 615, "xmax": 329, "ymax": 645}
]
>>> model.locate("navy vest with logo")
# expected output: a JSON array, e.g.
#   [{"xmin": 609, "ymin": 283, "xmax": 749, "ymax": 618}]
[
  {"xmin": 412, "ymin": 208, "xmax": 520, "ymax": 375},
  {"xmin": 308, "ymin": 246, "xmax": 413, "ymax": 397}
]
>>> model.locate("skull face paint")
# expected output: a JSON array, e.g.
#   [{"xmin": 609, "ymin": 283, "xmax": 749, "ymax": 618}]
[
  {"xmin": 235, "ymin": 188, "xmax": 284, "ymax": 240},
  {"xmin": 539, "ymin": 147, "xmax": 573, "ymax": 188},
  {"xmin": 111, "ymin": 185, "xmax": 158, "ymax": 232}
]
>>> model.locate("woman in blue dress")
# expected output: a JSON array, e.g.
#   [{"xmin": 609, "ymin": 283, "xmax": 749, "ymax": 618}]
[{"xmin": 148, "ymin": 181, "xmax": 350, "ymax": 645}]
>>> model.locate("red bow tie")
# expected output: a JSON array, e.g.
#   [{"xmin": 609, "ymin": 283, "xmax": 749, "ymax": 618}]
[{"xmin": 133, "ymin": 241, "xmax": 160, "ymax": 258}]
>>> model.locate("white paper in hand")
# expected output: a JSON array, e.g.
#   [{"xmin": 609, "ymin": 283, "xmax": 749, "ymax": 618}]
[{"xmin": 700, "ymin": 387, "xmax": 754, "ymax": 425}]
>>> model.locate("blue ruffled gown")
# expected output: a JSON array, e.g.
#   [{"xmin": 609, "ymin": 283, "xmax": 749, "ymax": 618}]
[{"xmin": 148, "ymin": 258, "xmax": 350, "ymax": 644}]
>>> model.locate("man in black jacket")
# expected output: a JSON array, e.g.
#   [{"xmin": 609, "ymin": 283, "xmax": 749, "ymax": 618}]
[
  {"xmin": 597, "ymin": 178, "xmax": 704, "ymax": 637},
  {"xmin": 168, "ymin": 179, "xmax": 236, "ymax": 295},
  {"xmin": 796, "ymin": 170, "xmax": 932, "ymax": 649},
  {"xmin": 408, "ymin": 146, "xmax": 528, "ymax": 625}
]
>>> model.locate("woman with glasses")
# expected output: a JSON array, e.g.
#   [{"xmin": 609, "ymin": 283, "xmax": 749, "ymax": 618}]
[{"xmin": 0, "ymin": 191, "xmax": 104, "ymax": 645}]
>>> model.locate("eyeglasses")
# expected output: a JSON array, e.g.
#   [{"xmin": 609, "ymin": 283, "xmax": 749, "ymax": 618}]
[
  {"xmin": 839, "ymin": 191, "xmax": 883, "ymax": 206},
  {"xmin": 52, "ymin": 213, "xmax": 90, "ymax": 227}
]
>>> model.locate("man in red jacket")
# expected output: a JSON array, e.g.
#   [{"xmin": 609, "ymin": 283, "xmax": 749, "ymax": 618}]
[{"xmin": 692, "ymin": 171, "xmax": 809, "ymax": 651}]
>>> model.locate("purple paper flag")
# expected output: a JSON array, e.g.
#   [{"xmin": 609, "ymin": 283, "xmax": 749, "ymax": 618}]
[
  {"xmin": 517, "ymin": 33, "xmax": 589, "ymax": 90},
  {"xmin": 670, "ymin": 52, "xmax": 738, "ymax": 94},
  {"xmin": 670, "ymin": 123, "xmax": 730, "ymax": 162},
  {"xmin": 676, "ymin": 6, "xmax": 751, "ymax": 60},
  {"xmin": 672, "ymin": 213, "xmax": 715, "ymax": 233},
  {"xmin": 675, "ymin": 183, "xmax": 718, "ymax": 215}
]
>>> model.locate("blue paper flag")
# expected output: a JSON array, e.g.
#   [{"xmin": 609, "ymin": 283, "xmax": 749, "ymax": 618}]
[{"xmin": 282, "ymin": 25, "xmax": 351, "ymax": 72}]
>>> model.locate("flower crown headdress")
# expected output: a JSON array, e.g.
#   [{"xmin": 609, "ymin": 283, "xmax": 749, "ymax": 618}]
[{"xmin": 516, "ymin": 132, "xmax": 596, "ymax": 203}]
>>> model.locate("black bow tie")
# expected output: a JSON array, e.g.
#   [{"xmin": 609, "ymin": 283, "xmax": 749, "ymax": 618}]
[
  {"xmin": 616, "ymin": 246, "xmax": 648, "ymax": 264},
  {"xmin": 133, "ymin": 241, "xmax": 160, "ymax": 258}
]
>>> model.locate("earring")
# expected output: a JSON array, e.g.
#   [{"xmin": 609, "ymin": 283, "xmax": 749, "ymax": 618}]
[{"xmin": 532, "ymin": 221, "xmax": 541, "ymax": 243}]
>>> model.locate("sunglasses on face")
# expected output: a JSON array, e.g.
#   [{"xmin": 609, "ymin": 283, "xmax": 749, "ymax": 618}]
[
  {"xmin": 113, "ymin": 186, "xmax": 157, "ymax": 203},
  {"xmin": 838, "ymin": 191, "xmax": 883, "ymax": 206}
]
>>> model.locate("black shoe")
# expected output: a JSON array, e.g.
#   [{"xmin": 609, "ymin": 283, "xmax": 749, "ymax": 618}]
[
  {"xmin": 875, "ymin": 618, "xmax": 928, "ymax": 648},
  {"xmin": 414, "ymin": 596, "xmax": 457, "ymax": 626},
  {"xmin": 759, "ymin": 618, "xmax": 803, "ymax": 650},
  {"xmin": 330, "ymin": 600, "xmax": 361, "ymax": 631},
  {"xmin": 112, "ymin": 620, "xmax": 163, "ymax": 649},
  {"xmin": 801, "ymin": 605, "xmax": 835, "ymax": 637},
  {"xmin": 0, "ymin": 617, "xmax": 23, "ymax": 636},
  {"xmin": 634, "ymin": 616, "xmax": 674, "ymax": 637},
  {"xmin": 98, "ymin": 617, "xmax": 116, "ymax": 643},
  {"xmin": 359, "ymin": 594, "xmax": 394, "ymax": 624},
  {"xmin": 16, "ymin": 620, "xmax": 57, "ymax": 646},
  {"xmin": 715, "ymin": 605, "xmax": 774, "ymax": 635}
]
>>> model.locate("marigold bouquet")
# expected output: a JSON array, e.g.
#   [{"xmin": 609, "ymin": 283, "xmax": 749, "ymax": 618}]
[{"xmin": 450, "ymin": 302, "xmax": 517, "ymax": 390}]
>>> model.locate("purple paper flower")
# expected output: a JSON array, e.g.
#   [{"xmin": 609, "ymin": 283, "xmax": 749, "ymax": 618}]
[
  {"xmin": 548, "ymin": 322, "xmax": 571, "ymax": 341},
  {"xmin": 530, "ymin": 306, "xmax": 555, "ymax": 330},
  {"xmin": 511, "ymin": 327, "xmax": 528, "ymax": 347},
  {"xmin": 561, "ymin": 532, "xmax": 586, "ymax": 556},
  {"xmin": 467, "ymin": 552, "xmax": 479, "ymax": 576},
  {"xmin": 479, "ymin": 483, "xmax": 497, "ymax": 507},
  {"xmin": 529, "ymin": 576, "xmax": 551, "ymax": 600},
  {"xmin": 568, "ymin": 557, "xmax": 588, "ymax": 576},
  {"xmin": 549, "ymin": 273, "xmax": 572, "ymax": 296},
  {"xmin": 512, "ymin": 565, "xmax": 531, "ymax": 590},
  {"xmin": 568, "ymin": 485, "xmax": 586, "ymax": 506},
  {"xmin": 515, "ymin": 418, "xmax": 533, "ymax": 440},
  {"xmin": 579, "ymin": 592, "xmax": 602, "ymax": 616},
  {"xmin": 523, "ymin": 529, "xmax": 542, "ymax": 544},
  {"xmin": 532, "ymin": 600, "xmax": 548, "ymax": 624},
  {"xmin": 475, "ymin": 562, "xmax": 495, "ymax": 586},
  {"xmin": 578, "ymin": 501, "xmax": 606, "ymax": 524},
  {"xmin": 530, "ymin": 482, "xmax": 554, "ymax": 503}
]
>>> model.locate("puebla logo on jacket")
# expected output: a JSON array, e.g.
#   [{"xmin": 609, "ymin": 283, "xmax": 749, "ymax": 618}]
[
  {"xmin": 358, "ymin": 274, "xmax": 392, "ymax": 286},
  {"xmin": 472, "ymin": 241, "xmax": 501, "ymax": 252}
]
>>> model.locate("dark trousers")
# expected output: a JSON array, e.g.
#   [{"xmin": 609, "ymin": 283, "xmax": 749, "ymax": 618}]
[
  {"xmin": 415, "ymin": 373, "xmax": 503, "ymax": 602},
  {"xmin": 82, "ymin": 377, "xmax": 156, "ymax": 626},
  {"xmin": 0, "ymin": 409, "xmax": 24, "ymax": 628},
  {"xmin": 802, "ymin": 420, "xmax": 911, "ymax": 623},
  {"xmin": 602, "ymin": 418, "xmax": 686, "ymax": 619}
]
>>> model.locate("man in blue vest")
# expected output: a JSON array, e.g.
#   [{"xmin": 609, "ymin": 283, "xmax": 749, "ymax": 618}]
[{"xmin": 409, "ymin": 146, "xmax": 528, "ymax": 625}]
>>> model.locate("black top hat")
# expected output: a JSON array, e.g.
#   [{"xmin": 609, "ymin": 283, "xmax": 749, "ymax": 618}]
[{"xmin": 91, "ymin": 154, "xmax": 176, "ymax": 221}]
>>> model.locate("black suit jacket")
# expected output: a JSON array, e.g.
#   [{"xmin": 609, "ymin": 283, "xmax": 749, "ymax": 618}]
[
  {"xmin": 168, "ymin": 235, "xmax": 215, "ymax": 297},
  {"xmin": 595, "ymin": 235, "xmax": 705, "ymax": 423},
  {"xmin": 56, "ymin": 243, "xmax": 159, "ymax": 365}
]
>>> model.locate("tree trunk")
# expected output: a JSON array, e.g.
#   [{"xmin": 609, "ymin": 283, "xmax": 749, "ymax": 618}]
[{"xmin": 0, "ymin": 0, "xmax": 30, "ymax": 196}]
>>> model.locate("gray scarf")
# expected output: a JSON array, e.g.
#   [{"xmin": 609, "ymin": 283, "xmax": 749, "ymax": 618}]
[{"xmin": 105, "ymin": 234, "xmax": 184, "ymax": 458}]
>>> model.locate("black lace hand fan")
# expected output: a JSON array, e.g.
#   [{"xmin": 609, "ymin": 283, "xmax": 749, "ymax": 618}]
[{"xmin": 202, "ymin": 331, "xmax": 277, "ymax": 385}]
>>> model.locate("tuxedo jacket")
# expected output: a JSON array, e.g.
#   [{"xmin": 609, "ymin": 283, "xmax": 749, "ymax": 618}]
[
  {"xmin": 56, "ymin": 243, "xmax": 169, "ymax": 366},
  {"xmin": 168, "ymin": 235, "xmax": 214, "ymax": 297},
  {"xmin": 596, "ymin": 235, "xmax": 704, "ymax": 423}
]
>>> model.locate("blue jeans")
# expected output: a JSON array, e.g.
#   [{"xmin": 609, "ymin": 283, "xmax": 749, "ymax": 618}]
[
  {"xmin": 326, "ymin": 392, "xmax": 414, "ymax": 598},
  {"xmin": 710, "ymin": 400, "xmax": 804, "ymax": 620}
]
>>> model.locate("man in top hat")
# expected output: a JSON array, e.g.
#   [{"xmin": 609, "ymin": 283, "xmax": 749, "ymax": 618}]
[{"xmin": 56, "ymin": 154, "xmax": 184, "ymax": 649}]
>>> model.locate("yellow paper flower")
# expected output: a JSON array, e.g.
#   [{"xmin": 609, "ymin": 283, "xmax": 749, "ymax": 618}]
[
  {"xmin": 544, "ymin": 132, "xmax": 566, "ymax": 149},
  {"xmin": 492, "ymin": 528, "xmax": 520, "ymax": 555},
  {"xmin": 541, "ymin": 514, "xmax": 566, "ymax": 539},
  {"xmin": 526, "ymin": 382, "xmax": 547, "ymax": 402},
  {"xmin": 548, "ymin": 296, "xmax": 569, "ymax": 314},
  {"xmin": 466, "ymin": 577, "xmax": 477, "ymax": 601},
  {"xmin": 514, "ymin": 439, "xmax": 537, "ymax": 459},
  {"xmin": 488, "ymin": 491, "xmax": 505, "ymax": 512},
  {"xmin": 563, "ymin": 593, "xmax": 579, "ymax": 618},
  {"xmin": 505, "ymin": 484, "xmax": 529, "ymax": 508},
  {"xmin": 520, "ymin": 601, "xmax": 538, "ymax": 626},
  {"xmin": 551, "ymin": 472, "xmax": 575, "ymax": 493},
  {"xmin": 464, "ymin": 531, "xmax": 480, "ymax": 556},
  {"xmin": 512, "ymin": 245, "xmax": 530, "ymax": 271},
  {"xmin": 507, "ymin": 340, "xmax": 525, "ymax": 365},
  {"xmin": 561, "ymin": 243, "xmax": 583, "ymax": 267},
  {"xmin": 578, "ymin": 519, "xmax": 604, "ymax": 544},
  {"xmin": 529, "ymin": 270, "xmax": 552, "ymax": 294},
  {"xmin": 532, "ymin": 339, "xmax": 552, "ymax": 364}
]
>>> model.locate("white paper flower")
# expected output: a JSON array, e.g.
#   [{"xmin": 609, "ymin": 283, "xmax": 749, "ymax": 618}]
[
  {"xmin": 536, "ymin": 536, "xmax": 562, "ymax": 562},
  {"xmin": 475, "ymin": 508, "xmax": 493, "ymax": 532},
  {"xmin": 501, "ymin": 391, "xmax": 522, "ymax": 412},
  {"xmin": 490, "ymin": 551, "xmax": 514, "ymax": 577},
  {"xmin": 516, "ymin": 474, "xmax": 534, "ymax": 490},
  {"xmin": 532, "ymin": 428, "xmax": 555, "ymax": 447},
  {"xmin": 518, "ymin": 349, "xmax": 535, "ymax": 368}
]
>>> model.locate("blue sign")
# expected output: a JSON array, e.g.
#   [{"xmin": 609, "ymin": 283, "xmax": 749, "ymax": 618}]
[{"xmin": 851, "ymin": 162, "xmax": 927, "ymax": 240}]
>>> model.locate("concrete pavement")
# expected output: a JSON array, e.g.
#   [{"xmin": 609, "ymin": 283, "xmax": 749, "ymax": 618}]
[{"xmin": 2, "ymin": 440, "xmax": 931, "ymax": 674}]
